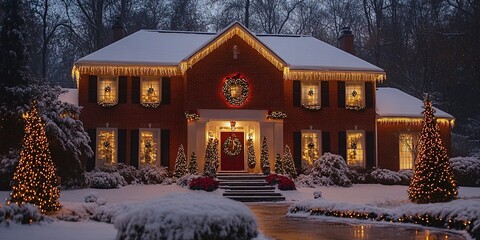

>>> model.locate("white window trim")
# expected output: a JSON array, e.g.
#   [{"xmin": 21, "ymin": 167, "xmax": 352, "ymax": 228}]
[
  {"xmin": 97, "ymin": 76, "xmax": 119, "ymax": 105},
  {"xmin": 345, "ymin": 81, "xmax": 365, "ymax": 109},
  {"xmin": 138, "ymin": 128, "xmax": 161, "ymax": 167},
  {"xmin": 95, "ymin": 128, "xmax": 118, "ymax": 168},
  {"xmin": 346, "ymin": 130, "xmax": 366, "ymax": 168},
  {"xmin": 140, "ymin": 76, "xmax": 162, "ymax": 104},
  {"xmin": 301, "ymin": 81, "xmax": 321, "ymax": 108},
  {"xmin": 301, "ymin": 129, "xmax": 322, "ymax": 166}
]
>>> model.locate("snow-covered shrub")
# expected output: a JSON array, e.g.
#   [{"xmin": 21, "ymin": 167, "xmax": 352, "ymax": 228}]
[
  {"xmin": 370, "ymin": 168, "xmax": 412, "ymax": 185},
  {"xmin": 84, "ymin": 192, "xmax": 98, "ymax": 203},
  {"xmin": 176, "ymin": 174, "xmax": 200, "ymax": 187},
  {"xmin": 0, "ymin": 150, "xmax": 18, "ymax": 190},
  {"xmin": 92, "ymin": 203, "xmax": 136, "ymax": 224},
  {"xmin": 295, "ymin": 153, "xmax": 354, "ymax": 187},
  {"xmin": 87, "ymin": 170, "xmax": 127, "ymax": 189},
  {"xmin": 313, "ymin": 191, "xmax": 322, "ymax": 199},
  {"xmin": 137, "ymin": 165, "xmax": 169, "ymax": 184},
  {"xmin": 450, "ymin": 157, "xmax": 480, "ymax": 186},
  {"xmin": 114, "ymin": 193, "xmax": 258, "ymax": 240},
  {"xmin": 115, "ymin": 164, "xmax": 139, "ymax": 184},
  {"xmin": 0, "ymin": 203, "xmax": 44, "ymax": 224},
  {"xmin": 189, "ymin": 176, "xmax": 219, "ymax": 192}
]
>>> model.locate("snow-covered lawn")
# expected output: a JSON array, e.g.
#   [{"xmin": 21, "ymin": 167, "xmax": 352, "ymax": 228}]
[{"xmin": 0, "ymin": 184, "xmax": 479, "ymax": 240}]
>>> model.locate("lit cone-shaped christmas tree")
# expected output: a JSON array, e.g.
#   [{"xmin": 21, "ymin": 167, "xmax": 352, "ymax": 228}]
[
  {"xmin": 274, "ymin": 154, "xmax": 284, "ymax": 174},
  {"xmin": 260, "ymin": 137, "xmax": 270, "ymax": 175},
  {"xmin": 211, "ymin": 139, "xmax": 219, "ymax": 175},
  {"xmin": 408, "ymin": 98, "xmax": 458, "ymax": 203},
  {"xmin": 8, "ymin": 104, "xmax": 60, "ymax": 213},
  {"xmin": 282, "ymin": 145, "xmax": 297, "ymax": 178},
  {"xmin": 247, "ymin": 138, "xmax": 256, "ymax": 169},
  {"xmin": 173, "ymin": 144, "xmax": 187, "ymax": 178},
  {"xmin": 188, "ymin": 152, "xmax": 198, "ymax": 175},
  {"xmin": 203, "ymin": 139, "xmax": 215, "ymax": 177}
]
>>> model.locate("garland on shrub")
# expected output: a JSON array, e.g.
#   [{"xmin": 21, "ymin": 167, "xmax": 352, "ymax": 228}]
[
  {"xmin": 222, "ymin": 73, "xmax": 249, "ymax": 106},
  {"xmin": 260, "ymin": 137, "xmax": 270, "ymax": 175},
  {"xmin": 247, "ymin": 138, "xmax": 256, "ymax": 169},
  {"xmin": 274, "ymin": 153, "xmax": 284, "ymax": 174},
  {"xmin": 188, "ymin": 152, "xmax": 198, "ymax": 175},
  {"xmin": 173, "ymin": 144, "xmax": 187, "ymax": 178},
  {"xmin": 283, "ymin": 145, "xmax": 297, "ymax": 178}
]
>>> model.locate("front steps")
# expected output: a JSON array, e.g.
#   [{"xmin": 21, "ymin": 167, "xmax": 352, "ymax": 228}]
[{"xmin": 218, "ymin": 173, "xmax": 285, "ymax": 202}]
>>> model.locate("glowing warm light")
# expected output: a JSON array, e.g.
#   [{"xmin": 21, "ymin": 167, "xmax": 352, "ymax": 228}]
[
  {"xmin": 97, "ymin": 130, "xmax": 116, "ymax": 165},
  {"xmin": 284, "ymin": 68, "xmax": 386, "ymax": 82},
  {"xmin": 347, "ymin": 131, "xmax": 364, "ymax": 167},
  {"xmin": 140, "ymin": 130, "xmax": 159, "ymax": 166},
  {"xmin": 377, "ymin": 117, "xmax": 454, "ymax": 126},
  {"xmin": 301, "ymin": 132, "xmax": 320, "ymax": 165},
  {"xmin": 72, "ymin": 65, "xmax": 179, "ymax": 78}
]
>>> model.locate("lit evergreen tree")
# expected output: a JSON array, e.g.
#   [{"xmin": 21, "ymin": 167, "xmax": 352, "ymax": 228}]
[
  {"xmin": 274, "ymin": 153, "xmax": 284, "ymax": 174},
  {"xmin": 247, "ymin": 138, "xmax": 256, "ymax": 169},
  {"xmin": 282, "ymin": 145, "xmax": 297, "ymax": 178},
  {"xmin": 260, "ymin": 136, "xmax": 270, "ymax": 175},
  {"xmin": 211, "ymin": 139, "xmax": 219, "ymax": 175},
  {"xmin": 173, "ymin": 144, "xmax": 187, "ymax": 178},
  {"xmin": 203, "ymin": 139, "xmax": 214, "ymax": 177},
  {"xmin": 188, "ymin": 152, "xmax": 198, "ymax": 175},
  {"xmin": 7, "ymin": 104, "xmax": 60, "ymax": 213},
  {"xmin": 408, "ymin": 98, "xmax": 458, "ymax": 203}
]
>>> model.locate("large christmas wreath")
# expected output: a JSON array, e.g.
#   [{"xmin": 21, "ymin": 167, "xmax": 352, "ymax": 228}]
[
  {"xmin": 223, "ymin": 134, "xmax": 242, "ymax": 156},
  {"xmin": 222, "ymin": 73, "xmax": 249, "ymax": 106}
]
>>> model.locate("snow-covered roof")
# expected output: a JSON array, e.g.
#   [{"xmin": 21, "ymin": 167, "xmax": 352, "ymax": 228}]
[
  {"xmin": 376, "ymin": 87, "xmax": 453, "ymax": 119},
  {"xmin": 58, "ymin": 88, "xmax": 78, "ymax": 106},
  {"xmin": 75, "ymin": 23, "xmax": 383, "ymax": 73}
]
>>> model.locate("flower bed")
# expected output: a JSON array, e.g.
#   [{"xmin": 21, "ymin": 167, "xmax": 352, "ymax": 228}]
[
  {"xmin": 189, "ymin": 176, "xmax": 219, "ymax": 192},
  {"xmin": 266, "ymin": 174, "xmax": 295, "ymax": 190}
]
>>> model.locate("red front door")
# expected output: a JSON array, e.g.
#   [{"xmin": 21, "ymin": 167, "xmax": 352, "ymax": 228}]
[{"xmin": 220, "ymin": 132, "xmax": 245, "ymax": 171}]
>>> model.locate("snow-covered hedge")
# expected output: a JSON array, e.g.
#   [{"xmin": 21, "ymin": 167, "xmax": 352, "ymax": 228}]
[
  {"xmin": 370, "ymin": 169, "xmax": 412, "ymax": 185},
  {"xmin": 295, "ymin": 153, "xmax": 355, "ymax": 187},
  {"xmin": 87, "ymin": 170, "xmax": 127, "ymax": 189},
  {"xmin": 289, "ymin": 199, "xmax": 480, "ymax": 239},
  {"xmin": 114, "ymin": 193, "xmax": 258, "ymax": 240},
  {"xmin": 86, "ymin": 164, "xmax": 170, "ymax": 188},
  {"xmin": 137, "ymin": 165, "xmax": 169, "ymax": 184},
  {"xmin": 450, "ymin": 157, "xmax": 480, "ymax": 186},
  {"xmin": 0, "ymin": 203, "xmax": 44, "ymax": 224},
  {"xmin": 176, "ymin": 174, "xmax": 200, "ymax": 187}
]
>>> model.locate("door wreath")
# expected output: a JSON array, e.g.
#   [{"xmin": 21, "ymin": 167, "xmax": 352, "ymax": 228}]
[{"xmin": 223, "ymin": 134, "xmax": 242, "ymax": 156}]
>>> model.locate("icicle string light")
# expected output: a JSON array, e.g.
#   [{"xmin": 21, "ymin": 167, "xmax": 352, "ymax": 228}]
[
  {"xmin": 377, "ymin": 117, "xmax": 454, "ymax": 126},
  {"xmin": 73, "ymin": 65, "xmax": 179, "ymax": 78},
  {"xmin": 284, "ymin": 68, "xmax": 386, "ymax": 82}
]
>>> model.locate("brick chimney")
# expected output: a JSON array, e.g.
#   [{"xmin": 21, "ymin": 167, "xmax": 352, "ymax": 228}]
[
  {"xmin": 338, "ymin": 26, "xmax": 354, "ymax": 55},
  {"xmin": 112, "ymin": 17, "xmax": 126, "ymax": 42}
]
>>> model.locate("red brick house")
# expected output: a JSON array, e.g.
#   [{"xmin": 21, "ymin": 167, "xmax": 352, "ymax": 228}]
[{"xmin": 71, "ymin": 22, "xmax": 454, "ymax": 173}]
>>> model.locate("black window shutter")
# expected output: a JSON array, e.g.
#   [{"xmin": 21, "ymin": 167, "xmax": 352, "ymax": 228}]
[
  {"xmin": 322, "ymin": 131, "xmax": 330, "ymax": 154},
  {"xmin": 88, "ymin": 75, "xmax": 97, "ymax": 103},
  {"xmin": 162, "ymin": 77, "xmax": 171, "ymax": 105},
  {"xmin": 338, "ymin": 131, "xmax": 347, "ymax": 161},
  {"xmin": 366, "ymin": 131, "xmax": 375, "ymax": 169},
  {"xmin": 321, "ymin": 81, "xmax": 329, "ymax": 107},
  {"xmin": 130, "ymin": 130, "xmax": 139, "ymax": 168},
  {"xmin": 338, "ymin": 81, "xmax": 345, "ymax": 108},
  {"xmin": 365, "ymin": 82, "xmax": 374, "ymax": 108},
  {"xmin": 131, "ymin": 76, "xmax": 140, "ymax": 104},
  {"xmin": 161, "ymin": 129, "xmax": 170, "ymax": 168},
  {"xmin": 118, "ymin": 129, "xmax": 127, "ymax": 164},
  {"xmin": 293, "ymin": 132, "xmax": 301, "ymax": 170},
  {"xmin": 86, "ymin": 129, "xmax": 97, "ymax": 171},
  {"xmin": 119, "ymin": 76, "xmax": 127, "ymax": 104},
  {"xmin": 293, "ymin": 80, "xmax": 301, "ymax": 107}
]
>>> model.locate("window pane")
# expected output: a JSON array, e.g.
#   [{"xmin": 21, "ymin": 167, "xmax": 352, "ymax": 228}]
[
  {"xmin": 345, "ymin": 82, "xmax": 364, "ymax": 107},
  {"xmin": 399, "ymin": 133, "xmax": 414, "ymax": 170},
  {"xmin": 141, "ymin": 77, "xmax": 161, "ymax": 103},
  {"xmin": 347, "ymin": 131, "xmax": 364, "ymax": 167},
  {"xmin": 301, "ymin": 82, "xmax": 319, "ymax": 106},
  {"xmin": 140, "ymin": 130, "xmax": 159, "ymax": 166},
  {"xmin": 97, "ymin": 130, "xmax": 116, "ymax": 166},
  {"xmin": 98, "ymin": 76, "xmax": 117, "ymax": 104},
  {"xmin": 302, "ymin": 132, "xmax": 320, "ymax": 165}
]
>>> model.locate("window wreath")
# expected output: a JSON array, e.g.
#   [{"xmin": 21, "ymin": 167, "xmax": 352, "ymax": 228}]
[
  {"xmin": 222, "ymin": 73, "xmax": 249, "ymax": 106},
  {"xmin": 223, "ymin": 134, "xmax": 242, "ymax": 156}
]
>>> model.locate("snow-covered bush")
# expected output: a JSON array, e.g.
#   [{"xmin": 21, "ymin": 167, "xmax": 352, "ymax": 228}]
[
  {"xmin": 370, "ymin": 168, "xmax": 412, "ymax": 185},
  {"xmin": 87, "ymin": 170, "xmax": 127, "ymax": 189},
  {"xmin": 137, "ymin": 165, "xmax": 169, "ymax": 184},
  {"xmin": 0, "ymin": 203, "xmax": 44, "ymax": 224},
  {"xmin": 92, "ymin": 203, "xmax": 135, "ymax": 224},
  {"xmin": 189, "ymin": 176, "xmax": 219, "ymax": 192},
  {"xmin": 450, "ymin": 156, "xmax": 480, "ymax": 186},
  {"xmin": 0, "ymin": 150, "xmax": 18, "ymax": 190},
  {"xmin": 115, "ymin": 164, "xmax": 139, "ymax": 184},
  {"xmin": 84, "ymin": 192, "xmax": 98, "ymax": 203},
  {"xmin": 295, "ymin": 153, "xmax": 354, "ymax": 187},
  {"xmin": 176, "ymin": 174, "xmax": 200, "ymax": 187},
  {"xmin": 114, "ymin": 193, "xmax": 258, "ymax": 240}
]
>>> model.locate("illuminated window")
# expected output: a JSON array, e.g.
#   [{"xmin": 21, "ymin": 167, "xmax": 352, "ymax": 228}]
[
  {"xmin": 399, "ymin": 133, "xmax": 417, "ymax": 170},
  {"xmin": 96, "ymin": 128, "xmax": 117, "ymax": 167},
  {"xmin": 345, "ymin": 82, "xmax": 364, "ymax": 109},
  {"xmin": 301, "ymin": 81, "xmax": 320, "ymax": 106},
  {"xmin": 346, "ymin": 131, "xmax": 365, "ymax": 167},
  {"xmin": 139, "ymin": 129, "xmax": 160, "ymax": 166},
  {"xmin": 97, "ymin": 76, "xmax": 118, "ymax": 105},
  {"xmin": 301, "ymin": 130, "xmax": 321, "ymax": 166},
  {"xmin": 141, "ymin": 77, "xmax": 161, "ymax": 104}
]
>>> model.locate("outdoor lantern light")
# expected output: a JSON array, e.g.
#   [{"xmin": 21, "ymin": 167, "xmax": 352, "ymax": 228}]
[{"xmin": 230, "ymin": 121, "xmax": 236, "ymax": 131}]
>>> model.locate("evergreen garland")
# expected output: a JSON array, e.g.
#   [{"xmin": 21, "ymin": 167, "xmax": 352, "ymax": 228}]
[
  {"xmin": 247, "ymin": 138, "xmax": 256, "ymax": 169},
  {"xmin": 188, "ymin": 152, "xmax": 198, "ymax": 175},
  {"xmin": 8, "ymin": 104, "xmax": 60, "ymax": 213},
  {"xmin": 274, "ymin": 153, "xmax": 284, "ymax": 174},
  {"xmin": 173, "ymin": 144, "xmax": 187, "ymax": 178},
  {"xmin": 408, "ymin": 98, "xmax": 458, "ymax": 203},
  {"xmin": 260, "ymin": 136, "xmax": 270, "ymax": 174},
  {"xmin": 283, "ymin": 145, "xmax": 297, "ymax": 178}
]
